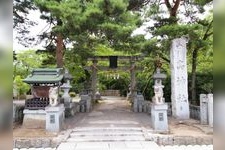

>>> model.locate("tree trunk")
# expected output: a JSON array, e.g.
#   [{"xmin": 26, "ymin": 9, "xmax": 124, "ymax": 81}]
[
  {"xmin": 56, "ymin": 33, "xmax": 64, "ymax": 68},
  {"xmin": 191, "ymin": 49, "xmax": 198, "ymax": 105},
  {"xmin": 164, "ymin": 0, "xmax": 181, "ymax": 18},
  {"xmin": 56, "ymin": 19, "xmax": 64, "ymax": 68}
]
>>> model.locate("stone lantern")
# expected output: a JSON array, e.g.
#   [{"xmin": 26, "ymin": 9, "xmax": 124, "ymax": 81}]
[
  {"xmin": 61, "ymin": 69, "xmax": 76, "ymax": 117},
  {"xmin": 61, "ymin": 69, "xmax": 73, "ymax": 104},
  {"xmin": 151, "ymin": 57, "xmax": 169, "ymax": 133}
]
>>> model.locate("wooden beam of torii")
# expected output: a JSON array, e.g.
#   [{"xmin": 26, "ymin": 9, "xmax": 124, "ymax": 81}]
[
  {"xmin": 85, "ymin": 55, "xmax": 143, "ymax": 71},
  {"xmin": 84, "ymin": 66, "xmax": 142, "ymax": 71},
  {"xmin": 87, "ymin": 55, "xmax": 142, "ymax": 61}
]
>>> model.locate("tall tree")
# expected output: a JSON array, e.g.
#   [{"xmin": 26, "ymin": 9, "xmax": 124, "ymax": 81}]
[
  {"xmin": 34, "ymin": 0, "xmax": 142, "ymax": 67},
  {"xmin": 34, "ymin": 0, "xmax": 65, "ymax": 68},
  {"xmin": 140, "ymin": 0, "xmax": 213, "ymax": 104}
]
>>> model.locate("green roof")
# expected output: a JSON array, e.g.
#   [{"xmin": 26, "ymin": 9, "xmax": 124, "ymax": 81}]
[{"xmin": 23, "ymin": 68, "xmax": 64, "ymax": 84}]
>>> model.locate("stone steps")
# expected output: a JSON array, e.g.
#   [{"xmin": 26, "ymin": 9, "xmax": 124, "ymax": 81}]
[
  {"xmin": 72, "ymin": 127, "xmax": 142, "ymax": 132},
  {"xmin": 70, "ymin": 131, "xmax": 143, "ymax": 136},
  {"xmin": 67, "ymin": 127, "xmax": 146, "ymax": 142}
]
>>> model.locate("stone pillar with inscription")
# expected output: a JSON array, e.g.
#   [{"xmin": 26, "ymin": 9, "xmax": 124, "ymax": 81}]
[{"xmin": 170, "ymin": 37, "xmax": 190, "ymax": 119}]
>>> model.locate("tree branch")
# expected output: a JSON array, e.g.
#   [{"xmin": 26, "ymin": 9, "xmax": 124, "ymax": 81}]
[
  {"xmin": 202, "ymin": 20, "xmax": 213, "ymax": 40},
  {"xmin": 164, "ymin": 0, "xmax": 172, "ymax": 9},
  {"xmin": 171, "ymin": 0, "xmax": 181, "ymax": 17}
]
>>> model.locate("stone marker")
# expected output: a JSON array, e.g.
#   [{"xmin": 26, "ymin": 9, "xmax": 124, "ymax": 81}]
[
  {"xmin": 208, "ymin": 94, "xmax": 213, "ymax": 127},
  {"xmin": 200, "ymin": 94, "xmax": 208, "ymax": 125},
  {"xmin": 170, "ymin": 37, "xmax": 190, "ymax": 119}
]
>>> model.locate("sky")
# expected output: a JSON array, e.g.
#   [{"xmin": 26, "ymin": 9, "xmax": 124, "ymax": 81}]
[{"xmin": 13, "ymin": 10, "xmax": 49, "ymax": 52}]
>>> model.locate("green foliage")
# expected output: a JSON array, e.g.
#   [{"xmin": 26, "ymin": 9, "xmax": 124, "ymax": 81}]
[
  {"xmin": 14, "ymin": 50, "xmax": 49, "ymax": 78},
  {"xmin": 14, "ymin": 75, "xmax": 30, "ymax": 97},
  {"xmin": 98, "ymin": 71, "xmax": 130, "ymax": 96},
  {"xmin": 14, "ymin": 0, "xmax": 213, "ymax": 105}
]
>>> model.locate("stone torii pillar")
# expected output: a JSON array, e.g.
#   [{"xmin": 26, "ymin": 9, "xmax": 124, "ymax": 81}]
[
  {"xmin": 130, "ymin": 59, "xmax": 137, "ymax": 103},
  {"xmin": 91, "ymin": 60, "xmax": 98, "ymax": 102}
]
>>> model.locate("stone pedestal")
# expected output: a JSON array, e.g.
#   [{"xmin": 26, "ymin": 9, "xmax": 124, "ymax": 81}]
[
  {"xmin": 45, "ymin": 104, "xmax": 65, "ymax": 132},
  {"xmin": 170, "ymin": 37, "xmax": 190, "ymax": 119},
  {"xmin": 151, "ymin": 104, "xmax": 168, "ymax": 132},
  {"xmin": 200, "ymin": 94, "xmax": 208, "ymax": 125},
  {"xmin": 23, "ymin": 109, "xmax": 46, "ymax": 129}
]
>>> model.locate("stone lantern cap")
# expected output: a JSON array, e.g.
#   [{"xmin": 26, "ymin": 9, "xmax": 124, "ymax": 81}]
[
  {"xmin": 63, "ymin": 69, "xmax": 73, "ymax": 80},
  {"xmin": 153, "ymin": 68, "xmax": 167, "ymax": 80}
]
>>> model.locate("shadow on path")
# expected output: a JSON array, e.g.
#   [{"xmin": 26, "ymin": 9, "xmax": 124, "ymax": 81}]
[{"xmin": 64, "ymin": 96, "xmax": 152, "ymax": 129}]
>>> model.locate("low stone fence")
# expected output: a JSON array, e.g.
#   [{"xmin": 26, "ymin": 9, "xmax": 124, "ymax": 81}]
[
  {"xmin": 100, "ymin": 90, "xmax": 120, "ymax": 96},
  {"xmin": 190, "ymin": 104, "xmax": 200, "ymax": 120},
  {"xmin": 135, "ymin": 100, "xmax": 202, "ymax": 121},
  {"xmin": 13, "ymin": 103, "xmax": 25, "ymax": 125}
]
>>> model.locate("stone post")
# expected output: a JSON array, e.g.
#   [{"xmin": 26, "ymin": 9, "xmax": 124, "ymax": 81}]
[
  {"xmin": 200, "ymin": 94, "xmax": 208, "ymax": 125},
  {"xmin": 91, "ymin": 60, "xmax": 98, "ymax": 102},
  {"xmin": 208, "ymin": 94, "xmax": 213, "ymax": 127},
  {"xmin": 170, "ymin": 37, "xmax": 190, "ymax": 119}
]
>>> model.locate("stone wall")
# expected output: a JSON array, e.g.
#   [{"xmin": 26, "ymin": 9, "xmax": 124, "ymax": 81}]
[
  {"xmin": 13, "ymin": 135, "xmax": 213, "ymax": 148},
  {"xmin": 190, "ymin": 104, "xmax": 200, "ymax": 120}
]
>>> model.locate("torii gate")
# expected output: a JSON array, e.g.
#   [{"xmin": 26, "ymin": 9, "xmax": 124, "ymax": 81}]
[{"xmin": 86, "ymin": 56, "xmax": 141, "ymax": 102}]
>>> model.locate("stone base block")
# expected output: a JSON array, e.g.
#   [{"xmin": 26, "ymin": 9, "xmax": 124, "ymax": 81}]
[
  {"xmin": 22, "ymin": 109, "xmax": 46, "ymax": 129},
  {"xmin": 64, "ymin": 102, "xmax": 77, "ymax": 117},
  {"xmin": 79, "ymin": 95, "xmax": 92, "ymax": 113},
  {"xmin": 151, "ymin": 104, "xmax": 169, "ymax": 132},
  {"xmin": 45, "ymin": 104, "xmax": 65, "ymax": 132}
]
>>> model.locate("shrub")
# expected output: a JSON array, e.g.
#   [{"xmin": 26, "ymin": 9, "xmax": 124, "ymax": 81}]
[{"xmin": 69, "ymin": 92, "xmax": 76, "ymax": 97}]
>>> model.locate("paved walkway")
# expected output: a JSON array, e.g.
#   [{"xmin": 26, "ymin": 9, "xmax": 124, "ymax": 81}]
[{"xmin": 65, "ymin": 96, "xmax": 152, "ymax": 129}]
